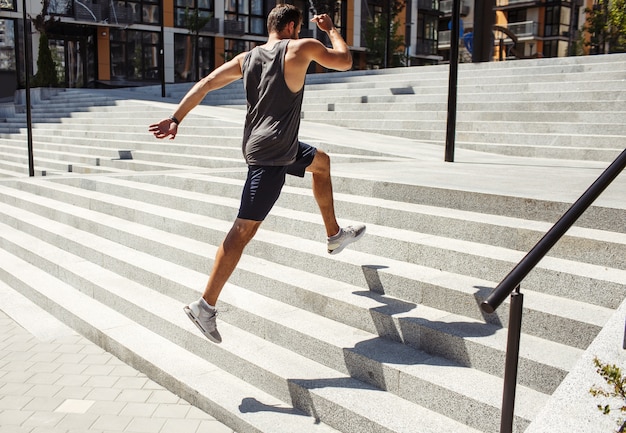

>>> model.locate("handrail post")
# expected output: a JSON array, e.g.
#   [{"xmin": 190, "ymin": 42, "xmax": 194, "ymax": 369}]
[
  {"xmin": 22, "ymin": 0, "xmax": 34, "ymax": 176},
  {"xmin": 501, "ymin": 285, "xmax": 523, "ymax": 433},
  {"xmin": 444, "ymin": 0, "xmax": 461, "ymax": 163}
]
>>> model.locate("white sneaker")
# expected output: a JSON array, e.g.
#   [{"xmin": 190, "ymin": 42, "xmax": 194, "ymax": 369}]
[
  {"xmin": 184, "ymin": 299, "xmax": 222, "ymax": 344},
  {"xmin": 327, "ymin": 224, "xmax": 366, "ymax": 255}
]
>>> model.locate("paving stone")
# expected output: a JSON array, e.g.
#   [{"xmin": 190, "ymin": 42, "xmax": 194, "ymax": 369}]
[{"xmin": 0, "ymin": 307, "xmax": 237, "ymax": 433}]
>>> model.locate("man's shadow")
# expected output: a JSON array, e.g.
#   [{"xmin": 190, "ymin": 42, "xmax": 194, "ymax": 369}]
[
  {"xmin": 239, "ymin": 396, "xmax": 313, "ymax": 418},
  {"xmin": 237, "ymin": 266, "xmax": 503, "ymax": 422}
]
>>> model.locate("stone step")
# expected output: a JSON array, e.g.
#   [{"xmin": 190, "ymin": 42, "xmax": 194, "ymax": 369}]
[
  {"xmin": 300, "ymin": 100, "xmax": 626, "ymax": 113},
  {"xmin": 199, "ymin": 70, "xmax": 626, "ymax": 96},
  {"xmin": 0, "ymin": 146, "xmax": 201, "ymax": 175},
  {"xmin": 301, "ymin": 110, "xmax": 626, "ymax": 124},
  {"xmin": 33, "ymin": 106, "xmax": 623, "ymax": 125},
  {"xmin": 198, "ymin": 65, "xmax": 626, "ymax": 99},
  {"xmin": 0, "ymin": 203, "xmax": 535, "ymax": 433},
  {"xmin": 0, "ymin": 137, "xmax": 246, "ymax": 169},
  {"xmin": 436, "ymin": 141, "xmax": 624, "ymax": 162},
  {"xmin": 0, "ymin": 178, "xmax": 606, "ymax": 395},
  {"xmin": 0, "ymin": 248, "xmax": 345, "ymax": 433},
  {"xmin": 10, "ymin": 173, "xmax": 621, "ymax": 320},
  {"xmin": 36, "ymin": 108, "xmax": 623, "ymax": 138},
  {"xmin": 0, "ymin": 134, "xmax": 394, "ymax": 172},
  {"xmin": 316, "ymin": 174, "xmax": 624, "ymax": 234},
  {"xmin": 349, "ymin": 127, "xmax": 624, "ymax": 150},
  {"xmin": 293, "ymin": 118, "xmax": 626, "ymax": 136},
  {"xmin": 100, "ymin": 173, "xmax": 626, "ymax": 311},
  {"xmin": 0, "ymin": 135, "xmax": 243, "ymax": 159},
  {"xmin": 0, "ymin": 53, "xmax": 623, "ymax": 433},
  {"xmin": 300, "ymin": 90, "xmax": 625, "ymax": 106},
  {"xmin": 301, "ymin": 58, "xmax": 626, "ymax": 83},
  {"xmin": 302, "ymin": 79, "xmax": 626, "ymax": 98},
  {"xmin": 156, "ymin": 72, "xmax": 626, "ymax": 105}
]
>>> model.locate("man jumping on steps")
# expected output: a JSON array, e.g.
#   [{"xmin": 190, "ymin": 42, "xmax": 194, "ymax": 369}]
[{"xmin": 149, "ymin": 4, "xmax": 366, "ymax": 344}]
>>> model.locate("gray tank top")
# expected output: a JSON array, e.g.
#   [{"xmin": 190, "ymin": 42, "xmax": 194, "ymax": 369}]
[{"xmin": 241, "ymin": 39, "xmax": 304, "ymax": 166}]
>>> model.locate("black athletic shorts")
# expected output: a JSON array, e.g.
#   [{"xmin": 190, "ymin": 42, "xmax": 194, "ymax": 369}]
[{"xmin": 238, "ymin": 142, "xmax": 317, "ymax": 221}]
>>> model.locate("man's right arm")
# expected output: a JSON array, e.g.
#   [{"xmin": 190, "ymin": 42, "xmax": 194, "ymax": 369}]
[
  {"xmin": 171, "ymin": 53, "xmax": 246, "ymax": 123},
  {"xmin": 149, "ymin": 53, "xmax": 246, "ymax": 139}
]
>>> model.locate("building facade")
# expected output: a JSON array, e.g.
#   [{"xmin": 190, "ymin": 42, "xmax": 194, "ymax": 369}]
[
  {"xmin": 0, "ymin": 0, "xmax": 598, "ymax": 98},
  {"xmin": 437, "ymin": 0, "xmax": 592, "ymax": 62},
  {"xmin": 1, "ymin": 0, "xmax": 359, "ymax": 95}
]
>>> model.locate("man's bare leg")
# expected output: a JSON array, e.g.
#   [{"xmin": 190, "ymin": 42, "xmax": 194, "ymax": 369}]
[
  {"xmin": 307, "ymin": 149, "xmax": 340, "ymax": 237},
  {"xmin": 202, "ymin": 218, "xmax": 262, "ymax": 306}
]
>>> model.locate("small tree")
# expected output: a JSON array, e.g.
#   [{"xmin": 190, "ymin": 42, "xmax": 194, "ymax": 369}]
[
  {"xmin": 582, "ymin": 0, "xmax": 626, "ymax": 54},
  {"xmin": 363, "ymin": 0, "xmax": 406, "ymax": 69},
  {"xmin": 590, "ymin": 357, "xmax": 626, "ymax": 432},
  {"xmin": 31, "ymin": 33, "xmax": 58, "ymax": 87},
  {"xmin": 29, "ymin": 0, "xmax": 60, "ymax": 87},
  {"xmin": 183, "ymin": 7, "xmax": 212, "ymax": 81}
]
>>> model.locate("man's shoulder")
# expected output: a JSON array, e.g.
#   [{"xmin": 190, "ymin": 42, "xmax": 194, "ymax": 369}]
[
  {"xmin": 292, "ymin": 37, "xmax": 322, "ymax": 46},
  {"xmin": 288, "ymin": 37, "xmax": 324, "ymax": 57}
]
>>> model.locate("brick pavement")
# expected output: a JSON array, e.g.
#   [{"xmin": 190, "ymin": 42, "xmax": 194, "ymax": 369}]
[{"xmin": 0, "ymin": 292, "xmax": 236, "ymax": 433}]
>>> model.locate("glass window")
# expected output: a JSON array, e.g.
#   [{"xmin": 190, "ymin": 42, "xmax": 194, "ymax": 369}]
[
  {"xmin": 174, "ymin": 33, "xmax": 213, "ymax": 81},
  {"xmin": 289, "ymin": 0, "xmax": 312, "ymax": 20},
  {"xmin": 142, "ymin": 4, "xmax": 159, "ymax": 24},
  {"xmin": 115, "ymin": 0, "xmax": 161, "ymax": 24},
  {"xmin": 298, "ymin": 0, "xmax": 346, "ymax": 39},
  {"xmin": 0, "ymin": 19, "xmax": 16, "ymax": 71},
  {"xmin": 225, "ymin": 0, "xmax": 266, "ymax": 35},
  {"xmin": 225, "ymin": 0, "xmax": 236, "ymax": 13},
  {"xmin": 47, "ymin": 0, "xmax": 72, "ymax": 15},
  {"xmin": 1, "ymin": 0, "xmax": 15, "ymax": 10},
  {"xmin": 223, "ymin": 38, "xmax": 257, "ymax": 61},
  {"xmin": 110, "ymin": 29, "xmax": 160, "ymax": 81},
  {"xmin": 175, "ymin": 0, "xmax": 215, "ymax": 29},
  {"xmin": 543, "ymin": 40, "xmax": 556, "ymax": 57},
  {"xmin": 250, "ymin": 0, "xmax": 262, "ymax": 14},
  {"xmin": 544, "ymin": 5, "xmax": 570, "ymax": 37},
  {"xmin": 416, "ymin": 13, "xmax": 439, "ymax": 55}
]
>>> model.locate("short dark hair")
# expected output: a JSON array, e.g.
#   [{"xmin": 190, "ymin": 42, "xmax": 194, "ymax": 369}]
[{"xmin": 267, "ymin": 4, "xmax": 303, "ymax": 33}]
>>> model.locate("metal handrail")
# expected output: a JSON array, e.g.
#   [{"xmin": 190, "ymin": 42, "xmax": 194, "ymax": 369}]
[
  {"xmin": 480, "ymin": 147, "xmax": 626, "ymax": 433},
  {"xmin": 482, "ymin": 147, "xmax": 626, "ymax": 313}
]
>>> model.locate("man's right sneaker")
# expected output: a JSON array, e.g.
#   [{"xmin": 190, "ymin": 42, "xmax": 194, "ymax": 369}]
[
  {"xmin": 184, "ymin": 299, "xmax": 222, "ymax": 344},
  {"xmin": 327, "ymin": 224, "xmax": 366, "ymax": 255}
]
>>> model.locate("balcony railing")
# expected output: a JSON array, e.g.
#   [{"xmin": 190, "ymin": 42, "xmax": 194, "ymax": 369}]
[
  {"xmin": 224, "ymin": 19, "xmax": 245, "ymax": 35},
  {"xmin": 496, "ymin": 0, "xmax": 538, "ymax": 6},
  {"xmin": 438, "ymin": 30, "xmax": 451, "ymax": 47},
  {"xmin": 417, "ymin": 0, "xmax": 439, "ymax": 11},
  {"xmin": 74, "ymin": 0, "xmax": 102, "ymax": 21},
  {"xmin": 107, "ymin": 3, "xmax": 134, "ymax": 25},
  {"xmin": 201, "ymin": 17, "xmax": 219, "ymax": 33},
  {"xmin": 415, "ymin": 38, "xmax": 439, "ymax": 56},
  {"xmin": 496, "ymin": 20, "xmax": 539, "ymax": 38},
  {"xmin": 440, "ymin": 0, "xmax": 470, "ymax": 15},
  {"xmin": 74, "ymin": 0, "xmax": 134, "ymax": 25}
]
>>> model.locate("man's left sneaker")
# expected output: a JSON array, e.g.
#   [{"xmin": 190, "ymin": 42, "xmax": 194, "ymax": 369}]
[{"xmin": 184, "ymin": 299, "xmax": 222, "ymax": 344}]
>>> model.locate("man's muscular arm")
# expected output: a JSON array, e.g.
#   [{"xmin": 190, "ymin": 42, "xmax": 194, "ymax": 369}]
[
  {"xmin": 149, "ymin": 53, "xmax": 246, "ymax": 139},
  {"xmin": 309, "ymin": 14, "xmax": 352, "ymax": 71}
]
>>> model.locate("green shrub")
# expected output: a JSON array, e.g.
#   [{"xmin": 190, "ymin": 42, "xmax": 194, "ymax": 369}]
[
  {"xmin": 590, "ymin": 357, "xmax": 626, "ymax": 432},
  {"xmin": 31, "ymin": 33, "xmax": 58, "ymax": 87}
]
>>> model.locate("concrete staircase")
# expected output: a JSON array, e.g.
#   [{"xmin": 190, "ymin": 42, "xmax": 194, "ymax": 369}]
[
  {"xmin": 136, "ymin": 52, "xmax": 626, "ymax": 163},
  {"xmin": 0, "ymin": 54, "xmax": 625, "ymax": 433}
]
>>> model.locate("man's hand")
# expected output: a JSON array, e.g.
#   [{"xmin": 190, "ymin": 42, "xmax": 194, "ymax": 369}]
[
  {"xmin": 311, "ymin": 14, "xmax": 334, "ymax": 33},
  {"xmin": 149, "ymin": 118, "xmax": 178, "ymax": 140}
]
